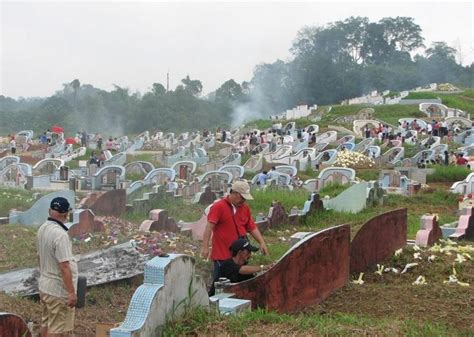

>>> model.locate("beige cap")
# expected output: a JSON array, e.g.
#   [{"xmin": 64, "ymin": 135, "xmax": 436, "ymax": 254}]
[{"xmin": 231, "ymin": 180, "xmax": 253, "ymax": 200}]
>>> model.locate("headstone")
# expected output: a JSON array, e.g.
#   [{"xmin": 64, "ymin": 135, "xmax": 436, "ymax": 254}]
[
  {"xmin": 0, "ymin": 313, "xmax": 31, "ymax": 337},
  {"xmin": 415, "ymin": 214, "xmax": 442, "ymax": 246},
  {"xmin": 350, "ymin": 209, "xmax": 407, "ymax": 273},
  {"xmin": 226, "ymin": 225, "xmax": 350, "ymax": 313},
  {"xmin": 267, "ymin": 202, "xmax": 288, "ymax": 228},
  {"xmin": 110, "ymin": 254, "xmax": 208, "ymax": 337},
  {"xmin": 198, "ymin": 185, "xmax": 216, "ymax": 205},
  {"xmin": 450, "ymin": 207, "xmax": 474, "ymax": 240}
]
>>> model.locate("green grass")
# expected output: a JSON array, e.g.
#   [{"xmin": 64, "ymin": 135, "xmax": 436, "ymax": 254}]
[
  {"xmin": 0, "ymin": 224, "xmax": 37, "ymax": 271},
  {"xmin": 123, "ymin": 193, "xmax": 204, "ymax": 223},
  {"xmin": 405, "ymin": 92, "xmax": 440, "ymax": 100},
  {"xmin": 426, "ymin": 165, "xmax": 471, "ymax": 183},
  {"xmin": 162, "ymin": 307, "xmax": 462, "ymax": 336},
  {"xmin": 356, "ymin": 168, "xmax": 380, "ymax": 181},
  {"xmin": 247, "ymin": 188, "xmax": 311, "ymax": 215},
  {"xmin": 125, "ymin": 172, "xmax": 146, "ymax": 182},
  {"xmin": 402, "ymin": 143, "xmax": 420, "ymax": 158},
  {"xmin": 439, "ymin": 94, "xmax": 474, "ymax": 113},
  {"xmin": 318, "ymin": 182, "xmax": 349, "ymax": 198},
  {"xmin": 372, "ymin": 105, "xmax": 425, "ymax": 126},
  {"xmin": 0, "ymin": 188, "xmax": 37, "ymax": 216},
  {"xmin": 461, "ymin": 88, "xmax": 474, "ymax": 98}
]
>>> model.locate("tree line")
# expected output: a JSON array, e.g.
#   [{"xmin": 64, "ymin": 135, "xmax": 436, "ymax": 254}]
[{"xmin": 1, "ymin": 16, "xmax": 472, "ymax": 135}]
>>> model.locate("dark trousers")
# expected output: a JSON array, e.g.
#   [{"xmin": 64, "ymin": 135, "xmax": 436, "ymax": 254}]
[{"xmin": 209, "ymin": 260, "xmax": 224, "ymax": 296}]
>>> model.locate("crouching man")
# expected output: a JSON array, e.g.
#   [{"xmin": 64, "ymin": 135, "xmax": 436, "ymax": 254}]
[{"xmin": 217, "ymin": 238, "xmax": 271, "ymax": 284}]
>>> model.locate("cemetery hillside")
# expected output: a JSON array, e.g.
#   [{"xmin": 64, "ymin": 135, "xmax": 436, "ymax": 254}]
[{"xmin": 1, "ymin": 15, "xmax": 473, "ymax": 337}]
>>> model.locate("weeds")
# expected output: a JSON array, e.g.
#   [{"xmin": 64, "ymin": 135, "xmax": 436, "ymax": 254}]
[{"xmin": 426, "ymin": 165, "xmax": 471, "ymax": 183}]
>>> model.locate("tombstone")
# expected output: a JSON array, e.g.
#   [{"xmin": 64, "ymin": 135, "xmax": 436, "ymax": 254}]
[
  {"xmin": 110, "ymin": 255, "xmax": 208, "ymax": 337},
  {"xmin": 139, "ymin": 209, "xmax": 178, "ymax": 233},
  {"xmin": 350, "ymin": 209, "xmax": 407, "ymax": 273},
  {"xmin": 450, "ymin": 207, "xmax": 474, "ymax": 240},
  {"xmin": 0, "ymin": 313, "xmax": 31, "ymax": 337},
  {"xmin": 68, "ymin": 209, "xmax": 105, "ymax": 238},
  {"xmin": 180, "ymin": 213, "xmax": 208, "ymax": 240},
  {"xmin": 78, "ymin": 189, "xmax": 126, "ymax": 216},
  {"xmin": 59, "ymin": 166, "xmax": 69, "ymax": 180},
  {"xmin": 267, "ymin": 202, "xmax": 288, "ymax": 229},
  {"xmin": 198, "ymin": 185, "xmax": 216, "ymax": 205},
  {"xmin": 415, "ymin": 214, "xmax": 442, "ymax": 246},
  {"xmin": 226, "ymin": 225, "xmax": 350, "ymax": 313}
]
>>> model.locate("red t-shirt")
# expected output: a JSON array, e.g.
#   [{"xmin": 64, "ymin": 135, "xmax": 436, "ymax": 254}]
[
  {"xmin": 207, "ymin": 197, "xmax": 257, "ymax": 260},
  {"xmin": 456, "ymin": 157, "xmax": 468, "ymax": 165}
]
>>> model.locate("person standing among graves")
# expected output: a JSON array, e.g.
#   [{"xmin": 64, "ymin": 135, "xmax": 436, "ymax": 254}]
[
  {"xmin": 256, "ymin": 171, "xmax": 269, "ymax": 187},
  {"xmin": 201, "ymin": 181, "xmax": 269, "ymax": 290},
  {"xmin": 9, "ymin": 135, "xmax": 16, "ymax": 154},
  {"xmin": 37, "ymin": 197, "xmax": 77, "ymax": 336}
]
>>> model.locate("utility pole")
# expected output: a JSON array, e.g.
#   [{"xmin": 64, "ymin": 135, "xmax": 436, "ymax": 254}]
[{"xmin": 166, "ymin": 70, "xmax": 169, "ymax": 92}]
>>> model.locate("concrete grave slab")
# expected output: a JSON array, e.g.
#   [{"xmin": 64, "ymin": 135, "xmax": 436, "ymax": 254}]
[
  {"xmin": 350, "ymin": 208, "xmax": 407, "ymax": 274},
  {"xmin": 226, "ymin": 225, "xmax": 350, "ymax": 313},
  {"xmin": 0, "ymin": 242, "xmax": 148, "ymax": 296}
]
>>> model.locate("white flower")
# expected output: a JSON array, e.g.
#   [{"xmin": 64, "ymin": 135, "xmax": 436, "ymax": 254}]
[
  {"xmin": 352, "ymin": 272, "xmax": 364, "ymax": 285},
  {"xmin": 413, "ymin": 276, "xmax": 427, "ymax": 285},
  {"xmin": 374, "ymin": 264, "xmax": 384, "ymax": 276},
  {"xmin": 427, "ymin": 255, "xmax": 436, "ymax": 262},
  {"xmin": 455, "ymin": 254, "xmax": 467, "ymax": 264},
  {"xmin": 401, "ymin": 262, "xmax": 418, "ymax": 274},
  {"xmin": 394, "ymin": 248, "xmax": 403, "ymax": 257},
  {"xmin": 413, "ymin": 252, "xmax": 422, "ymax": 260}
]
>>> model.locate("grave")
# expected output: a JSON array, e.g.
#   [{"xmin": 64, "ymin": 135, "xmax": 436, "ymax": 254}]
[
  {"xmin": 450, "ymin": 207, "xmax": 474, "ymax": 240},
  {"xmin": 0, "ymin": 242, "xmax": 148, "ymax": 296},
  {"xmin": 415, "ymin": 214, "xmax": 442, "ymax": 246},
  {"xmin": 110, "ymin": 255, "xmax": 208, "ymax": 337},
  {"xmin": 226, "ymin": 225, "xmax": 350, "ymax": 313},
  {"xmin": 350, "ymin": 208, "xmax": 407, "ymax": 273},
  {"xmin": 0, "ymin": 312, "xmax": 31, "ymax": 337},
  {"xmin": 78, "ymin": 189, "xmax": 126, "ymax": 216},
  {"xmin": 139, "ymin": 209, "xmax": 178, "ymax": 233}
]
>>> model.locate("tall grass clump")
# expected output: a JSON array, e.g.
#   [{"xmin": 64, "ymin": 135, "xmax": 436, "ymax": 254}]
[
  {"xmin": 426, "ymin": 165, "xmax": 471, "ymax": 183},
  {"xmin": 318, "ymin": 182, "xmax": 349, "ymax": 198},
  {"xmin": 247, "ymin": 188, "xmax": 310, "ymax": 215}
]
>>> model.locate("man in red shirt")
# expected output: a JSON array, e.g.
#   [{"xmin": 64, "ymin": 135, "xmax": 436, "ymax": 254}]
[
  {"xmin": 456, "ymin": 154, "xmax": 468, "ymax": 166},
  {"xmin": 201, "ymin": 181, "xmax": 269, "ymax": 292}
]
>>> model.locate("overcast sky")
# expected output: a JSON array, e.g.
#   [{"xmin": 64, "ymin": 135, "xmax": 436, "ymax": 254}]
[{"xmin": 1, "ymin": 1, "xmax": 472, "ymax": 99}]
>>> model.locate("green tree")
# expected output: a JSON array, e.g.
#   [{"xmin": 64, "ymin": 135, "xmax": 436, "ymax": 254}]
[
  {"xmin": 181, "ymin": 75, "xmax": 203, "ymax": 96},
  {"xmin": 215, "ymin": 79, "xmax": 243, "ymax": 102}
]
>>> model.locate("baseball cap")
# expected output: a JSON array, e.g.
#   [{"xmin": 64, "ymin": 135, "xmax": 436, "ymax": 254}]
[
  {"xmin": 230, "ymin": 238, "xmax": 259, "ymax": 255},
  {"xmin": 231, "ymin": 181, "xmax": 253, "ymax": 200},
  {"xmin": 50, "ymin": 197, "xmax": 72, "ymax": 213}
]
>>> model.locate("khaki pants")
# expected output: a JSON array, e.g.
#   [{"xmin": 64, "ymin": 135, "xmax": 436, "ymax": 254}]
[{"xmin": 40, "ymin": 293, "xmax": 75, "ymax": 334}]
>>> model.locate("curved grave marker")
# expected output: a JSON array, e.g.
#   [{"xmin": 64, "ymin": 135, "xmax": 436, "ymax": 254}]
[
  {"xmin": 226, "ymin": 224, "xmax": 350, "ymax": 313},
  {"xmin": 350, "ymin": 208, "xmax": 407, "ymax": 274},
  {"xmin": 0, "ymin": 312, "xmax": 31, "ymax": 337}
]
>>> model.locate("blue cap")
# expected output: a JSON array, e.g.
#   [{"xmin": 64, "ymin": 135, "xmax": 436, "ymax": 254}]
[{"xmin": 50, "ymin": 197, "xmax": 71, "ymax": 213}]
